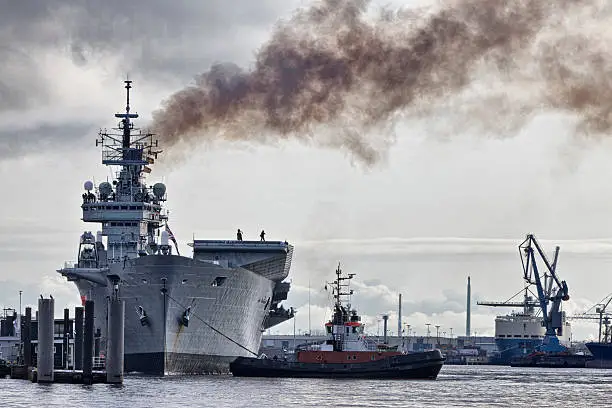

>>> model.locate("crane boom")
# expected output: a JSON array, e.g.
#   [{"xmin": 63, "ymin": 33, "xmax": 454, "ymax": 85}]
[
  {"xmin": 476, "ymin": 301, "xmax": 538, "ymax": 307},
  {"xmin": 518, "ymin": 234, "xmax": 570, "ymax": 353}
]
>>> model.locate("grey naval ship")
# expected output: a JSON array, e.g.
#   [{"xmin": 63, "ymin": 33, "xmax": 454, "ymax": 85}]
[{"xmin": 58, "ymin": 81, "xmax": 295, "ymax": 375}]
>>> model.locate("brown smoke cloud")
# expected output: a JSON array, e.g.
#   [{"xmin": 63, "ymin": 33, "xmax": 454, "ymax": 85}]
[{"xmin": 151, "ymin": 0, "xmax": 608, "ymax": 166}]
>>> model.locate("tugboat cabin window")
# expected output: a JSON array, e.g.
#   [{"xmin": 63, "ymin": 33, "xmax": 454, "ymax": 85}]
[
  {"xmin": 326, "ymin": 326, "xmax": 332, "ymax": 334},
  {"xmin": 346, "ymin": 327, "xmax": 349, "ymax": 334}
]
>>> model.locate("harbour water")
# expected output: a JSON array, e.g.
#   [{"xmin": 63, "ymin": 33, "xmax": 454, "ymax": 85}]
[{"xmin": 1, "ymin": 365, "xmax": 610, "ymax": 407}]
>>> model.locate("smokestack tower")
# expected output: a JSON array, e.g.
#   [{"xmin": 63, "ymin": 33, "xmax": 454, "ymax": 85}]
[
  {"xmin": 382, "ymin": 315, "xmax": 389, "ymax": 344},
  {"xmin": 398, "ymin": 293, "xmax": 402, "ymax": 337},
  {"xmin": 466, "ymin": 276, "xmax": 471, "ymax": 337}
]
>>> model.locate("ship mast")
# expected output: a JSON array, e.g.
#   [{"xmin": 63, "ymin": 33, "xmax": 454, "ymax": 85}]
[
  {"xmin": 333, "ymin": 263, "xmax": 355, "ymax": 313},
  {"xmin": 117, "ymin": 80, "xmax": 138, "ymax": 152},
  {"xmin": 326, "ymin": 264, "xmax": 360, "ymax": 352},
  {"xmin": 330, "ymin": 263, "xmax": 355, "ymax": 327},
  {"xmin": 80, "ymin": 80, "xmax": 169, "ymax": 263}
]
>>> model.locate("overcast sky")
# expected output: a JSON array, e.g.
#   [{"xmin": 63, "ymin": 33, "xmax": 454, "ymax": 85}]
[{"xmin": 1, "ymin": 0, "xmax": 612, "ymax": 342}]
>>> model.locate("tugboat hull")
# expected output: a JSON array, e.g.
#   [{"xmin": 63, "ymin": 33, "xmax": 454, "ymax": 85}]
[{"xmin": 230, "ymin": 350, "xmax": 445, "ymax": 379}]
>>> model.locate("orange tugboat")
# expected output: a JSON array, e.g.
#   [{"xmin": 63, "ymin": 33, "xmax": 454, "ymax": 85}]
[{"xmin": 230, "ymin": 264, "xmax": 445, "ymax": 379}]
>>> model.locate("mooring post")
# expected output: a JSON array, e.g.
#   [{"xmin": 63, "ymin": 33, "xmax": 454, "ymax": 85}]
[
  {"xmin": 106, "ymin": 298, "xmax": 125, "ymax": 384},
  {"xmin": 74, "ymin": 306, "xmax": 84, "ymax": 371},
  {"xmin": 37, "ymin": 297, "xmax": 55, "ymax": 383},
  {"xmin": 83, "ymin": 300, "xmax": 94, "ymax": 384},
  {"xmin": 63, "ymin": 308, "xmax": 70, "ymax": 369},
  {"xmin": 23, "ymin": 307, "xmax": 32, "ymax": 368}
]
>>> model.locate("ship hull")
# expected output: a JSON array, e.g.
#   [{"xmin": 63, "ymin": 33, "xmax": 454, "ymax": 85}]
[
  {"xmin": 492, "ymin": 338, "xmax": 544, "ymax": 365},
  {"xmin": 124, "ymin": 352, "xmax": 238, "ymax": 375},
  {"xmin": 229, "ymin": 350, "xmax": 445, "ymax": 379},
  {"xmin": 585, "ymin": 342, "xmax": 612, "ymax": 369},
  {"xmin": 509, "ymin": 353, "xmax": 591, "ymax": 368},
  {"xmin": 73, "ymin": 255, "xmax": 275, "ymax": 375}
]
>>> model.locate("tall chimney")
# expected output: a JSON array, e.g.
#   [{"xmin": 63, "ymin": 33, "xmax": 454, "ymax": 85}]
[
  {"xmin": 382, "ymin": 315, "xmax": 389, "ymax": 344},
  {"xmin": 466, "ymin": 276, "xmax": 471, "ymax": 337},
  {"xmin": 398, "ymin": 293, "xmax": 402, "ymax": 337}
]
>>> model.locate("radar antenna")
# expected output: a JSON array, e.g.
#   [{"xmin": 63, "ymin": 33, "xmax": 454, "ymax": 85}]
[{"xmin": 114, "ymin": 80, "xmax": 139, "ymax": 150}]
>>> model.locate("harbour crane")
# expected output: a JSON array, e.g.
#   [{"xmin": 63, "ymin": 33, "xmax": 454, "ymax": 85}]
[
  {"xmin": 518, "ymin": 234, "xmax": 570, "ymax": 353},
  {"xmin": 569, "ymin": 293, "xmax": 612, "ymax": 343}
]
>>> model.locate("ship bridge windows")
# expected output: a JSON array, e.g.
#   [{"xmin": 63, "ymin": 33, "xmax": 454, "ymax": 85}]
[
  {"xmin": 88, "ymin": 204, "xmax": 145, "ymax": 211},
  {"xmin": 109, "ymin": 222, "xmax": 139, "ymax": 227}
]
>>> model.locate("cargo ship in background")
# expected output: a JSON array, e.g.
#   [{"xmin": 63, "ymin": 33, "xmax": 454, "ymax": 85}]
[
  {"xmin": 479, "ymin": 234, "xmax": 574, "ymax": 366},
  {"xmin": 57, "ymin": 81, "xmax": 295, "ymax": 375},
  {"xmin": 230, "ymin": 264, "xmax": 445, "ymax": 379},
  {"xmin": 585, "ymin": 341, "xmax": 612, "ymax": 368},
  {"xmin": 582, "ymin": 295, "xmax": 612, "ymax": 368},
  {"xmin": 485, "ymin": 291, "xmax": 572, "ymax": 365}
]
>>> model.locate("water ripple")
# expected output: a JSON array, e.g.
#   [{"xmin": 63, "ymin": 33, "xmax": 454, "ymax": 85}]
[{"xmin": 1, "ymin": 365, "xmax": 610, "ymax": 407}]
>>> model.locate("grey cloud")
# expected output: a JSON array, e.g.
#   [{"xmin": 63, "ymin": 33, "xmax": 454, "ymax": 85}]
[
  {"xmin": 0, "ymin": 122, "xmax": 94, "ymax": 159},
  {"xmin": 298, "ymin": 237, "xmax": 612, "ymax": 256},
  {"xmin": 0, "ymin": 46, "xmax": 49, "ymax": 111},
  {"xmin": 0, "ymin": 0, "xmax": 299, "ymax": 158},
  {"xmin": 0, "ymin": 278, "xmax": 80, "ymax": 319},
  {"xmin": 351, "ymin": 281, "xmax": 468, "ymax": 315},
  {"xmin": 288, "ymin": 277, "xmax": 468, "ymax": 316},
  {"xmin": 0, "ymin": 0, "xmax": 298, "ymax": 108}
]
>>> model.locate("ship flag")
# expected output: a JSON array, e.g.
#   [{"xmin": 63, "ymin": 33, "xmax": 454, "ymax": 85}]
[{"xmin": 165, "ymin": 224, "xmax": 180, "ymax": 256}]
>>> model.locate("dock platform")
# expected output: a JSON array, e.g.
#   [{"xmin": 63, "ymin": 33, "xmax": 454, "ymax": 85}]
[
  {"xmin": 32, "ymin": 369, "xmax": 109, "ymax": 384},
  {"xmin": 9, "ymin": 366, "xmax": 110, "ymax": 384}
]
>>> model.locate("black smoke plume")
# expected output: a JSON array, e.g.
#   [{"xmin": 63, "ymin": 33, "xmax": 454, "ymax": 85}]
[{"xmin": 151, "ymin": 0, "xmax": 605, "ymax": 165}]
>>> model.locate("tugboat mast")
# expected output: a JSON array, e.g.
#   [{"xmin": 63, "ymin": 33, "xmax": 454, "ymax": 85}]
[
  {"xmin": 327, "ymin": 263, "xmax": 357, "ymax": 351},
  {"xmin": 332, "ymin": 263, "xmax": 355, "ymax": 316}
]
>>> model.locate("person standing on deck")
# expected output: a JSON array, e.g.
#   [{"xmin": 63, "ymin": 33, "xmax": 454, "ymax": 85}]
[
  {"xmin": 237, "ymin": 229, "xmax": 243, "ymax": 241},
  {"xmin": 260, "ymin": 230, "xmax": 266, "ymax": 241}
]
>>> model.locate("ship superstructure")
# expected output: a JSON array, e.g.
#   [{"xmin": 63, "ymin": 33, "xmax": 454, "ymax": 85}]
[{"xmin": 58, "ymin": 81, "xmax": 295, "ymax": 374}]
